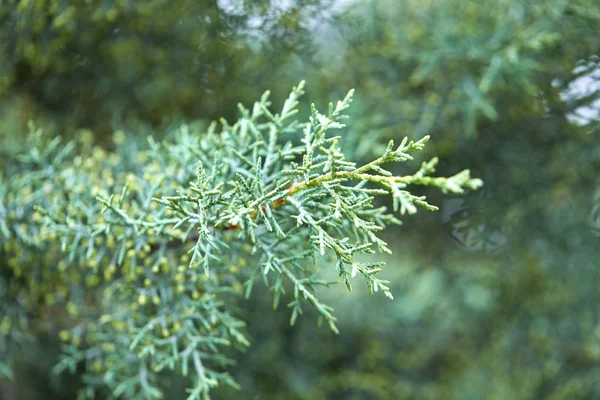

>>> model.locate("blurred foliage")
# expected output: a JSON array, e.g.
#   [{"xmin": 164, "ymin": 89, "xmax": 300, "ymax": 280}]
[
  {"xmin": 320, "ymin": 0, "xmax": 600, "ymax": 140},
  {"xmin": 0, "ymin": 0, "xmax": 327, "ymax": 137},
  {"xmin": 1, "ymin": 0, "xmax": 600, "ymax": 399}
]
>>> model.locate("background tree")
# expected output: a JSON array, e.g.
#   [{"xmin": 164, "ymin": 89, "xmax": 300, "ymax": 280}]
[{"xmin": 1, "ymin": 0, "xmax": 600, "ymax": 399}]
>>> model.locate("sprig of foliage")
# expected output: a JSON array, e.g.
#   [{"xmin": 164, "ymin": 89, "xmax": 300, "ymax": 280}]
[{"xmin": 0, "ymin": 82, "xmax": 481, "ymax": 399}]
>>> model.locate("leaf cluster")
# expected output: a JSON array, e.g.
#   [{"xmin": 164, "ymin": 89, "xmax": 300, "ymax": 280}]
[{"xmin": 0, "ymin": 83, "xmax": 481, "ymax": 398}]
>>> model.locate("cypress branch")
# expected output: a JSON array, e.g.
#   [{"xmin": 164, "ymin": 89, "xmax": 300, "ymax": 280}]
[{"xmin": 0, "ymin": 82, "xmax": 481, "ymax": 399}]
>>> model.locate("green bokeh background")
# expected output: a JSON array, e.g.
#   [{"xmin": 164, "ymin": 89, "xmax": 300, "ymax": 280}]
[{"xmin": 1, "ymin": 0, "xmax": 600, "ymax": 398}]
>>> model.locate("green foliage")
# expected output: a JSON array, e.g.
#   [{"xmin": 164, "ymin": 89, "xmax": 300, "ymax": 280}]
[
  {"xmin": 0, "ymin": 83, "xmax": 481, "ymax": 399},
  {"xmin": 269, "ymin": 2, "xmax": 599, "ymax": 399},
  {"xmin": 317, "ymin": 0, "xmax": 600, "ymax": 143},
  {"xmin": 2, "ymin": 0, "xmax": 599, "ymax": 398},
  {"xmin": 0, "ymin": 0, "xmax": 322, "ymax": 133}
]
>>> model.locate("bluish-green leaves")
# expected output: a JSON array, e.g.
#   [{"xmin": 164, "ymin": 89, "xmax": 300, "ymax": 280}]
[{"xmin": 1, "ymin": 82, "xmax": 481, "ymax": 399}]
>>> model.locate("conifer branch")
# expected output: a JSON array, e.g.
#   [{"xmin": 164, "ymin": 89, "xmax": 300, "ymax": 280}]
[{"xmin": 0, "ymin": 82, "xmax": 481, "ymax": 399}]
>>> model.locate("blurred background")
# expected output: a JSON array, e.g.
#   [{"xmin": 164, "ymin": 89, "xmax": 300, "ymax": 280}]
[{"xmin": 1, "ymin": 0, "xmax": 600, "ymax": 398}]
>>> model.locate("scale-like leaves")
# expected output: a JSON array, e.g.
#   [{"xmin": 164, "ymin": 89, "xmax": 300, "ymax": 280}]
[{"xmin": 0, "ymin": 83, "xmax": 481, "ymax": 399}]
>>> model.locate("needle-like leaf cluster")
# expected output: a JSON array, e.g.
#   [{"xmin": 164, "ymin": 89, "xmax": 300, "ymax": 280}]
[{"xmin": 0, "ymin": 82, "xmax": 481, "ymax": 399}]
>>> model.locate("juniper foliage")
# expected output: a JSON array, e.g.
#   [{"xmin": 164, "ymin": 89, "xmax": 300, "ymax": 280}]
[
  {"xmin": 0, "ymin": 83, "xmax": 481, "ymax": 399},
  {"xmin": 0, "ymin": 0, "xmax": 325, "ymax": 133}
]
